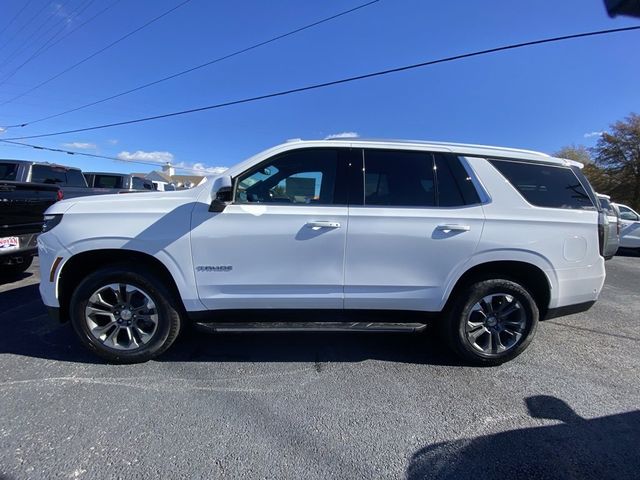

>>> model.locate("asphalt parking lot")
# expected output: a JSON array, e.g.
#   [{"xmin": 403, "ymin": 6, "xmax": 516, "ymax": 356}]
[{"xmin": 1, "ymin": 255, "xmax": 639, "ymax": 480}]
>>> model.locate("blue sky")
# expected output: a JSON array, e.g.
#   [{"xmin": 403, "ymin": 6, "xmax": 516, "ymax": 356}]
[{"xmin": 0, "ymin": 0, "xmax": 638, "ymax": 174}]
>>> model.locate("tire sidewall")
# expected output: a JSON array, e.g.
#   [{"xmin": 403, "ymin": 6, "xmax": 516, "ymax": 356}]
[
  {"xmin": 450, "ymin": 279, "xmax": 539, "ymax": 365},
  {"xmin": 70, "ymin": 266, "xmax": 181, "ymax": 363}
]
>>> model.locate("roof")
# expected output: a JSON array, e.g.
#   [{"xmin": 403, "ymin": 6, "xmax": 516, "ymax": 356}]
[
  {"xmin": 171, "ymin": 174, "xmax": 205, "ymax": 186},
  {"xmin": 0, "ymin": 158, "xmax": 83, "ymax": 170},
  {"xmin": 226, "ymin": 139, "xmax": 578, "ymax": 177}
]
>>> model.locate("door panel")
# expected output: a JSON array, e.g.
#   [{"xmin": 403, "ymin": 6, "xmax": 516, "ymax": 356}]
[
  {"xmin": 191, "ymin": 204, "xmax": 347, "ymax": 309},
  {"xmin": 191, "ymin": 147, "xmax": 352, "ymax": 310},
  {"xmin": 344, "ymin": 149, "xmax": 485, "ymax": 312},
  {"xmin": 344, "ymin": 205, "xmax": 484, "ymax": 311}
]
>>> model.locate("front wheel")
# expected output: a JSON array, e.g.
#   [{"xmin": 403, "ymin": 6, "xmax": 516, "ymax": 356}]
[
  {"xmin": 443, "ymin": 279, "xmax": 539, "ymax": 366},
  {"xmin": 70, "ymin": 266, "xmax": 182, "ymax": 363}
]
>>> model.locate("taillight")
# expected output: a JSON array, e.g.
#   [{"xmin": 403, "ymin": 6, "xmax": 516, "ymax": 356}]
[
  {"xmin": 56, "ymin": 189, "xmax": 64, "ymax": 201},
  {"xmin": 598, "ymin": 212, "xmax": 609, "ymax": 257}
]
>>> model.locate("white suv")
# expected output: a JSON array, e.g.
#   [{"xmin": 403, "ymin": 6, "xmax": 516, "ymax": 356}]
[{"xmin": 38, "ymin": 139, "xmax": 607, "ymax": 365}]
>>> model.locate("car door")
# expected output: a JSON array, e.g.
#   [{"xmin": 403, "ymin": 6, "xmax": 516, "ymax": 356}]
[
  {"xmin": 618, "ymin": 205, "xmax": 640, "ymax": 248},
  {"xmin": 190, "ymin": 147, "xmax": 352, "ymax": 310},
  {"xmin": 344, "ymin": 149, "xmax": 485, "ymax": 311}
]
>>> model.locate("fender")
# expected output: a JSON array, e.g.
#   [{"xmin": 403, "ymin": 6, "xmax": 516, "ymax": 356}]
[{"xmin": 439, "ymin": 248, "xmax": 557, "ymax": 311}]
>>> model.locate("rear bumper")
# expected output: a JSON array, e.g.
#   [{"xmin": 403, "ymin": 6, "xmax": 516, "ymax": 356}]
[
  {"xmin": 543, "ymin": 300, "xmax": 596, "ymax": 320},
  {"xmin": 548, "ymin": 257, "xmax": 606, "ymax": 309}
]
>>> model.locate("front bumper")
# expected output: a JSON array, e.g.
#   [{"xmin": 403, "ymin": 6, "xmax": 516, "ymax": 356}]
[{"xmin": 37, "ymin": 232, "xmax": 69, "ymax": 308}]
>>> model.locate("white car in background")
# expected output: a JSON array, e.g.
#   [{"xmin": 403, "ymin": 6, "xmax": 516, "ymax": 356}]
[
  {"xmin": 37, "ymin": 139, "xmax": 609, "ymax": 365},
  {"xmin": 614, "ymin": 203, "xmax": 640, "ymax": 251}
]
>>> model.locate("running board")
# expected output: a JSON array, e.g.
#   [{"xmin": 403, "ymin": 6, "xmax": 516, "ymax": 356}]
[{"xmin": 194, "ymin": 321, "xmax": 429, "ymax": 333}]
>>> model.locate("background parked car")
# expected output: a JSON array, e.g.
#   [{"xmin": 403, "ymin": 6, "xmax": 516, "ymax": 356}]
[
  {"xmin": 614, "ymin": 203, "xmax": 640, "ymax": 252},
  {"xmin": 0, "ymin": 180, "xmax": 60, "ymax": 276},
  {"xmin": 597, "ymin": 194, "xmax": 620, "ymax": 258},
  {"xmin": 0, "ymin": 159, "xmax": 110, "ymax": 198},
  {"xmin": 84, "ymin": 172, "xmax": 155, "ymax": 193}
]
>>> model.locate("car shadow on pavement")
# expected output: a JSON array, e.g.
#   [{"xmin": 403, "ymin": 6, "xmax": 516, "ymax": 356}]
[
  {"xmin": 406, "ymin": 395, "xmax": 640, "ymax": 480},
  {"xmin": 0, "ymin": 284, "xmax": 462, "ymax": 366},
  {"xmin": 0, "ymin": 271, "xmax": 32, "ymax": 286}
]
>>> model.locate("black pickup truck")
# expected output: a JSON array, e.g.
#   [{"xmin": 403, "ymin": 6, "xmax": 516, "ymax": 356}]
[{"xmin": 0, "ymin": 180, "xmax": 60, "ymax": 276}]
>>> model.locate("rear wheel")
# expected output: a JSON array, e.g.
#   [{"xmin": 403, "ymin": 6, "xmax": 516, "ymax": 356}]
[
  {"xmin": 443, "ymin": 279, "xmax": 539, "ymax": 366},
  {"xmin": 70, "ymin": 265, "xmax": 182, "ymax": 363},
  {"xmin": 0, "ymin": 255, "xmax": 33, "ymax": 277}
]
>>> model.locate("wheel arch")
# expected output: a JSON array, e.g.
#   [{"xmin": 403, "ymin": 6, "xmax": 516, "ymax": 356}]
[
  {"xmin": 443, "ymin": 259, "xmax": 553, "ymax": 319},
  {"xmin": 57, "ymin": 249, "xmax": 187, "ymax": 322}
]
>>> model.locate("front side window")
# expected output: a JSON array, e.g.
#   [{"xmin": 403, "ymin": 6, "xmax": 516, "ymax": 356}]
[
  {"xmin": 489, "ymin": 159, "xmax": 595, "ymax": 210},
  {"xmin": 235, "ymin": 148, "xmax": 342, "ymax": 205},
  {"xmin": 618, "ymin": 205, "xmax": 640, "ymax": 221}
]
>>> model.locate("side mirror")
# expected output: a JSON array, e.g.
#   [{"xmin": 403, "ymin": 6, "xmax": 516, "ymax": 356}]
[{"xmin": 209, "ymin": 175, "xmax": 233, "ymax": 212}]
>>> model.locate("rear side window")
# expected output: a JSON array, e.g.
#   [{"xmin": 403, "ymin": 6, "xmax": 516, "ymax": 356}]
[
  {"xmin": 361, "ymin": 150, "xmax": 480, "ymax": 207},
  {"xmin": 434, "ymin": 154, "xmax": 480, "ymax": 206},
  {"xmin": 364, "ymin": 150, "xmax": 435, "ymax": 207},
  {"xmin": 489, "ymin": 159, "xmax": 595, "ymax": 210},
  {"xmin": 0, "ymin": 162, "xmax": 18, "ymax": 181}
]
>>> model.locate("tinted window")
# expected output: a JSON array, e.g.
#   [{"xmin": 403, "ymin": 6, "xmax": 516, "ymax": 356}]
[
  {"xmin": 364, "ymin": 150, "xmax": 435, "ymax": 207},
  {"xmin": 94, "ymin": 174, "xmax": 123, "ymax": 189},
  {"xmin": 435, "ymin": 154, "xmax": 480, "ymax": 206},
  {"xmin": 31, "ymin": 165, "xmax": 67, "ymax": 185},
  {"xmin": 32, "ymin": 165, "xmax": 87, "ymax": 187},
  {"xmin": 66, "ymin": 169, "xmax": 87, "ymax": 187},
  {"xmin": 0, "ymin": 162, "xmax": 18, "ymax": 181},
  {"xmin": 236, "ymin": 148, "xmax": 343, "ymax": 205},
  {"xmin": 489, "ymin": 159, "xmax": 595, "ymax": 210},
  {"xmin": 132, "ymin": 177, "xmax": 149, "ymax": 190}
]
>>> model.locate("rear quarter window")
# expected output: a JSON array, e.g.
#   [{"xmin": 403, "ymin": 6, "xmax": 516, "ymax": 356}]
[{"xmin": 489, "ymin": 159, "xmax": 595, "ymax": 210}]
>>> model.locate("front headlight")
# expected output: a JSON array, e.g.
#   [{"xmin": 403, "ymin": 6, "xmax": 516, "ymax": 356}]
[{"xmin": 42, "ymin": 214, "xmax": 63, "ymax": 233}]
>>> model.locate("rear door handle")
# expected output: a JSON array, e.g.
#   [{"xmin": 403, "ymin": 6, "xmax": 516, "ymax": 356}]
[
  {"xmin": 306, "ymin": 221, "xmax": 341, "ymax": 229},
  {"xmin": 436, "ymin": 224, "xmax": 470, "ymax": 232}
]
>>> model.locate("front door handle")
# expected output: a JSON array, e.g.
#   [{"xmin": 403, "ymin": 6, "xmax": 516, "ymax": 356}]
[
  {"xmin": 436, "ymin": 224, "xmax": 471, "ymax": 232},
  {"xmin": 306, "ymin": 221, "xmax": 341, "ymax": 229}
]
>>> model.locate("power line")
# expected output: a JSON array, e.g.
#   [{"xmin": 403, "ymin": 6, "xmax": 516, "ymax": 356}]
[
  {"xmin": 0, "ymin": 0, "xmax": 52, "ymax": 54},
  {"xmin": 0, "ymin": 0, "xmax": 122, "ymax": 86},
  {"xmin": 0, "ymin": 0, "xmax": 79, "ymax": 73},
  {"xmin": 0, "ymin": 138, "xmax": 220, "ymax": 173},
  {"xmin": 0, "ymin": 0, "xmax": 36, "ymax": 39},
  {"xmin": 6, "ymin": 0, "xmax": 381, "ymax": 128},
  {"xmin": 2, "ymin": 25, "xmax": 639, "ymax": 140},
  {"xmin": 0, "ymin": 0, "xmax": 193, "ymax": 107}
]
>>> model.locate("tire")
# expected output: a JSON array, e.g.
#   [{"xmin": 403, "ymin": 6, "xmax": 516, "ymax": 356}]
[
  {"xmin": 0, "ymin": 255, "xmax": 33, "ymax": 277},
  {"xmin": 69, "ymin": 265, "xmax": 182, "ymax": 364},
  {"xmin": 442, "ymin": 279, "xmax": 539, "ymax": 366}
]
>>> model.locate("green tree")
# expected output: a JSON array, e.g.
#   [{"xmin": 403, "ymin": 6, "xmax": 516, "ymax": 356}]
[
  {"xmin": 555, "ymin": 114, "xmax": 640, "ymax": 210},
  {"xmin": 592, "ymin": 113, "xmax": 640, "ymax": 210}
]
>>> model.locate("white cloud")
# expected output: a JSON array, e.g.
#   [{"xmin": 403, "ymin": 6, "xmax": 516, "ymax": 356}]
[
  {"xmin": 583, "ymin": 131, "xmax": 604, "ymax": 139},
  {"xmin": 172, "ymin": 161, "xmax": 227, "ymax": 174},
  {"xmin": 62, "ymin": 142, "xmax": 96, "ymax": 149},
  {"xmin": 117, "ymin": 150, "xmax": 174, "ymax": 163},
  {"xmin": 0, "ymin": 127, "xmax": 5, "ymax": 134},
  {"xmin": 108, "ymin": 139, "xmax": 119, "ymax": 145},
  {"xmin": 324, "ymin": 131, "xmax": 359, "ymax": 139}
]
